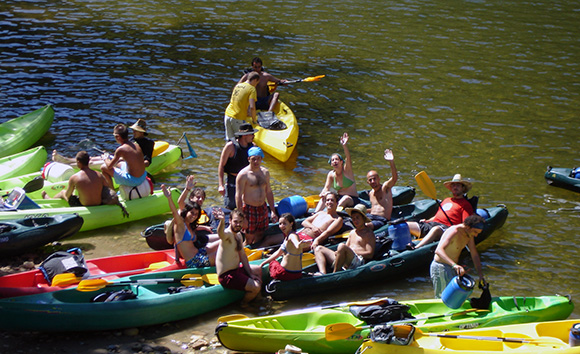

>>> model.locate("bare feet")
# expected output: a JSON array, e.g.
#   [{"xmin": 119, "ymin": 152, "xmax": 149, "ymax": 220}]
[
  {"xmin": 52, "ymin": 150, "xmax": 73, "ymax": 164},
  {"xmin": 41, "ymin": 191, "xmax": 49, "ymax": 200}
]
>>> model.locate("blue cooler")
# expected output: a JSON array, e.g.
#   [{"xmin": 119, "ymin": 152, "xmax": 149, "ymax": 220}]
[
  {"xmin": 570, "ymin": 323, "xmax": 580, "ymax": 347},
  {"xmin": 441, "ymin": 275, "xmax": 476, "ymax": 309},
  {"xmin": 389, "ymin": 222, "xmax": 412, "ymax": 251},
  {"xmin": 277, "ymin": 195, "xmax": 308, "ymax": 218}
]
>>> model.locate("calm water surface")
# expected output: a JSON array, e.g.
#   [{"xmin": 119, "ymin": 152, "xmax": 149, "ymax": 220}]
[{"xmin": 1, "ymin": 0, "xmax": 579, "ymax": 351}]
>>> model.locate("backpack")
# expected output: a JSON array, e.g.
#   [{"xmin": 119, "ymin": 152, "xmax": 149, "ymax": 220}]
[
  {"xmin": 39, "ymin": 247, "xmax": 89, "ymax": 285},
  {"xmin": 350, "ymin": 299, "xmax": 414, "ymax": 325}
]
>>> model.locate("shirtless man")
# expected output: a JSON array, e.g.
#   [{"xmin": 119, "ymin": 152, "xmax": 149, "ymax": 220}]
[
  {"xmin": 215, "ymin": 208, "xmax": 262, "ymax": 306},
  {"xmin": 314, "ymin": 204, "xmax": 375, "ymax": 274},
  {"xmin": 365, "ymin": 148, "xmax": 398, "ymax": 230},
  {"xmin": 239, "ymin": 57, "xmax": 287, "ymax": 112},
  {"xmin": 300, "ymin": 190, "xmax": 344, "ymax": 249},
  {"xmin": 430, "ymin": 214, "xmax": 486, "ymax": 298},
  {"xmin": 235, "ymin": 146, "xmax": 277, "ymax": 246},
  {"xmin": 42, "ymin": 151, "xmax": 105, "ymax": 207},
  {"xmin": 101, "ymin": 124, "xmax": 147, "ymax": 189}
]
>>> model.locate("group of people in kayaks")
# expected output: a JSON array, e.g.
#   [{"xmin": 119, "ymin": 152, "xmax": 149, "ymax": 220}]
[{"xmin": 48, "ymin": 57, "xmax": 488, "ymax": 307}]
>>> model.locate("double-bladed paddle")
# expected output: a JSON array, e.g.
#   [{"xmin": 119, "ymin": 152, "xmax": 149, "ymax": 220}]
[
  {"xmin": 51, "ymin": 261, "xmax": 172, "ymax": 287},
  {"xmin": 76, "ymin": 273, "xmax": 219, "ymax": 292},
  {"xmin": 414, "ymin": 171, "xmax": 453, "ymax": 225},
  {"xmin": 325, "ymin": 308, "xmax": 488, "ymax": 341},
  {"xmin": 283, "ymin": 75, "xmax": 325, "ymax": 84}
]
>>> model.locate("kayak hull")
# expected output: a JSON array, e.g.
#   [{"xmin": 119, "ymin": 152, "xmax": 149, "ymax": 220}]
[
  {"xmin": 0, "ymin": 214, "xmax": 84, "ymax": 256},
  {"xmin": 356, "ymin": 319, "xmax": 580, "ymax": 354},
  {"xmin": 215, "ymin": 295, "xmax": 573, "ymax": 354},
  {"xmin": 0, "ymin": 268, "xmax": 243, "ymax": 332},
  {"xmin": 0, "ymin": 146, "xmax": 47, "ymax": 180},
  {"xmin": 264, "ymin": 205, "xmax": 508, "ymax": 301},
  {"xmin": 544, "ymin": 166, "xmax": 580, "ymax": 193},
  {"xmin": 0, "ymin": 105, "xmax": 54, "ymax": 158},
  {"xmin": 0, "ymin": 249, "xmax": 182, "ymax": 298},
  {"xmin": 0, "ymin": 188, "xmax": 181, "ymax": 232},
  {"xmin": 253, "ymin": 101, "xmax": 298, "ymax": 162}
]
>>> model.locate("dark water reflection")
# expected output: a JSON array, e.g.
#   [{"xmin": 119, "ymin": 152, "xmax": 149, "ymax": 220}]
[{"xmin": 1, "ymin": 0, "xmax": 579, "ymax": 349}]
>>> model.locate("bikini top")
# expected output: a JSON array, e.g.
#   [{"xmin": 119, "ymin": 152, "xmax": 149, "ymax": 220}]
[
  {"xmin": 281, "ymin": 239, "xmax": 302, "ymax": 258},
  {"xmin": 334, "ymin": 173, "xmax": 354, "ymax": 190},
  {"xmin": 176, "ymin": 228, "xmax": 196, "ymax": 245}
]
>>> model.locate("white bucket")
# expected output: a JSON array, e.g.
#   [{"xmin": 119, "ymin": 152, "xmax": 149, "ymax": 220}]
[
  {"xmin": 119, "ymin": 177, "xmax": 153, "ymax": 200},
  {"xmin": 42, "ymin": 162, "xmax": 75, "ymax": 183}
]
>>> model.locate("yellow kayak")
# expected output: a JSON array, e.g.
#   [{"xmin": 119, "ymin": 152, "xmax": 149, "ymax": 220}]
[
  {"xmin": 253, "ymin": 101, "xmax": 298, "ymax": 163},
  {"xmin": 356, "ymin": 319, "xmax": 580, "ymax": 353}
]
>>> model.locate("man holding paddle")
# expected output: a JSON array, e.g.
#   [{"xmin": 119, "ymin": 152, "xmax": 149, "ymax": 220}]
[
  {"xmin": 408, "ymin": 174, "xmax": 475, "ymax": 249},
  {"xmin": 239, "ymin": 57, "xmax": 287, "ymax": 112}
]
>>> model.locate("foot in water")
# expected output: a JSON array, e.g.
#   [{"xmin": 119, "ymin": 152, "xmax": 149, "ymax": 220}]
[{"xmin": 52, "ymin": 150, "xmax": 73, "ymax": 164}]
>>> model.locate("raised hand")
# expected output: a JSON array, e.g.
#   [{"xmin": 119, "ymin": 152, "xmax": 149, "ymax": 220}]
[
  {"xmin": 161, "ymin": 184, "xmax": 171, "ymax": 198},
  {"xmin": 340, "ymin": 132, "xmax": 349, "ymax": 146},
  {"xmin": 384, "ymin": 149, "xmax": 394, "ymax": 161},
  {"xmin": 213, "ymin": 207, "xmax": 225, "ymax": 220},
  {"xmin": 185, "ymin": 175, "xmax": 196, "ymax": 190}
]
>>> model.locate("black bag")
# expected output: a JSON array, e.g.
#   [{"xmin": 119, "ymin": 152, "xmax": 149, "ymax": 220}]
[
  {"xmin": 91, "ymin": 289, "xmax": 137, "ymax": 302},
  {"xmin": 350, "ymin": 299, "xmax": 414, "ymax": 325},
  {"xmin": 257, "ymin": 111, "xmax": 287, "ymax": 130},
  {"xmin": 470, "ymin": 281, "xmax": 492, "ymax": 309},
  {"xmin": 39, "ymin": 247, "xmax": 89, "ymax": 284}
]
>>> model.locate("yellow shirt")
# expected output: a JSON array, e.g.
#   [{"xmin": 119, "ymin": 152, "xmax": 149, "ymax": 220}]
[{"xmin": 225, "ymin": 82, "xmax": 257, "ymax": 120}]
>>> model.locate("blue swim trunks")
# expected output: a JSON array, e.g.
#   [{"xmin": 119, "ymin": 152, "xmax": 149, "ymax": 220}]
[
  {"xmin": 185, "ymin": 248, "xmax": 211, "ymax": 268},
  {"xmin": 113, "ymin": 162, "xmax": 147, "ymax": 187}
]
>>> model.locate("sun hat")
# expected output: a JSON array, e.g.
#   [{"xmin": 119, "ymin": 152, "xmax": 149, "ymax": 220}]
[
  {"xmin": 129, "ymin": 119, "xmax": 148, "ymax": 135},
  {"xmin": 443, "ymin": 174, "xmax": 472, "ymax": 192},
  {"xmin": 345, "ymin": 204, "xmax": 371, "ymax": 223},
  {"xmin": 248, "ymin": 146, "xmax": 264, "ymax": 158},
  {"xmin": 235, "ymin": 123, "xmax": 258, "ymax": 137}
]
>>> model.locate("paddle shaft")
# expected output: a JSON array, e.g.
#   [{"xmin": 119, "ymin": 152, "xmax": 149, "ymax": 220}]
[{"xmin": 421, "ymin": 332, "xmax": 536, "ymax": 344}]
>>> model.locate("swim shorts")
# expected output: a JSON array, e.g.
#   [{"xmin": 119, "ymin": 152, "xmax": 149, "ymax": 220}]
[
  {"xmin": 367, "ymin": 214, "xmax": 389, "ymax": 230},
  {"xmin": 68, "ymin": 195, "xmax": 83, "ymax": 207},
  {"xmin": 243, "ymin": 203, "xmax": 269, "ymax": 235},
  {"xmin": 113, "ymin": 161, "xmax": 147, "ymax": 187},
  {"xmin": 185, "ymin": 248, "xmax": 211, "ymax": 268},
  {"xmin": 268, "ymin": 260, "xmax": 302, "ymax": 281},
  {"xmin": 255, "ymin": 95, "xmax": 271, "ymax": 111},
  {"xmin": 219, "ymin": 265, "xmax": 250, "ymax": 291},
  {"xmin": 430, "ymin": 260, "xmax": 456, "ymax": 299},
  {"xmin": 344, "ymin": 254, "xmax": 365, "ymax": 270},
  {"xmin": 418, "ymin": 221, "xmax": 448, "ymax": 238},
  {"xmin": 297, "ymin": 231, "xmax": 314, "ymax": 241}
]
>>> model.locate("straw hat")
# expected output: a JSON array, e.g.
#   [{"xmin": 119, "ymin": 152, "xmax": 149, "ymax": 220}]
[
  {"xmin": 130, "ymin": 119, "xmax": 148, "ymax": 135},
  {"xmin": 443, "ymin": 174, "xmax": 472, "ymax": 192},
  {"xmin": 345, "ymin": 204, "xmax": 371, "ymax": 223},
  {"xmin": 277, "ymin": 344, "xmax": 308, "ymax": 354}
]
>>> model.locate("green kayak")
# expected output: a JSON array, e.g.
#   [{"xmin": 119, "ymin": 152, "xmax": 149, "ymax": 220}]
[
  {"xmin": 0, "ymin": 268, "xmax": 243, "ymax": 332},
  {"xmin": 0, "ymin": 105, "xmax": 54, "ymax": 158},
  {"xmin": 545, "ymin": 166, "xmax": 580, "ymax": 193},
  {"xmin": 215, "ymin": 295, "xmax": 574, "ymax": 354},
  {"xmin": 0, "ymin": 146, "xmax": 47, "ymax": 180},
  {"xmin": 0, "ymin": 188, "xmax": 180, "ymax": 232}
]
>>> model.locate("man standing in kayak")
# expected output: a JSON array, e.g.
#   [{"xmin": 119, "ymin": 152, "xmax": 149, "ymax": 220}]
[
  {"xmin": 215, "ymin": 208, "xmax": 262, "ymax": 307},
  {"xmin": 218, "ymin": 123, "xmax": 257, "ymax": 210},
  {"xmin": 42, "ymin": 151, "xmax": 105, "ymax": 207},
  {"xmin": 235, "ymin": 146, "xmax": 278, "ymax": 246},
  {"xmin": 239, "ymin": 57, "xmax": 287, "ymax": 112},
  {"xmin": 101, "ymin": 124, "xmax": 147, "ymax": 190},
  {"xmin": 431, "ymin": 214, "xmax": 486, "ymax": 298},
  {"xmin": 365, "ymin": 148, "xmax": 398, "ymax": 230},
  {"xmin": 224, "ymin": 72, "xmax": 259, "ymax": 141},
  {"xmin": 408, "ymin": 174, "xmax": 475, "ymax": 249}
]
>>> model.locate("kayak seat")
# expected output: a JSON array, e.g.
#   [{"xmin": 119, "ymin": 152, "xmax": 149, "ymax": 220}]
[
  {"xmin": 252, "ymin": 318, "xmax": 284, "ymax": 330},
  {"xmin": 257, "ymin": 111, "xmax": 287, "ymax": 130}
]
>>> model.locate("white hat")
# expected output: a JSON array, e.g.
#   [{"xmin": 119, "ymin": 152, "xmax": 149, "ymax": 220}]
[{"xmin": 443, "ymin": 174, "xmax": 472, "ymax": 192}]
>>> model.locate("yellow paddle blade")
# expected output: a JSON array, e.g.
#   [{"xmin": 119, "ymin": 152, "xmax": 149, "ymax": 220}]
[
  {"xmin": 51, "ymin": 273, "xmax": 82, "ymax": 287},
  {"xmin": 304, "ymin": 195, "xmax": 319, "ymax": 209},
  {"xmin": 325, "ymin": 323, "xmax": 360, "ymax": 341},
  {"xmin": 302, "ymin": 253, "xmax": 316, "ymax": 268},
  {"xmin": 147, "ymin": 261, "xmax": 171, "ymax": 270},
  {"xmin": 217, "ymin": 314, "xmax": 249, "ymax": 323},
  {"xmin": 332, "ymin": 231, "xmax": 351, "ymax": 239},
  {"xmin": 303, "ymin": 75, "xmax": 325, "ymax": 82},
  {"xmin": 202, "ymin": 273, "xmax": 220, "ymax": 285},
  {"xmin": 180, "ymin": 274, "xmax": 204, "ymax": 287},
  {"xmin": 415, "ymin": 171, "xmax": 438, "ymax": 200},
  {"xmin": 244, "ymin": 248, "xmax": 264, "ymax": 261},
  {"xmin": 77, "ymin": 278, "xmax": 111, "ymax": 292}
]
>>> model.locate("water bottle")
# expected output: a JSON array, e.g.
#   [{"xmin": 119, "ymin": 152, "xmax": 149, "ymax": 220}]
[{"xmin": 570, "ymin": 322, "xmax": 580, "ymax": 347}]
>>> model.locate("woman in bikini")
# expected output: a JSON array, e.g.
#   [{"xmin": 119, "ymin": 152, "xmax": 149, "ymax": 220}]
[
  {"xmin": 315, "ymin": 132, "xmax": 359, "ymax": 212},
  {"xmin": 161, "ymin": 184, "xmax": 219, "ymax": 268},
  {"xmin": 260, "ymin": 213, "xmax": 312, "ymax": 281}
]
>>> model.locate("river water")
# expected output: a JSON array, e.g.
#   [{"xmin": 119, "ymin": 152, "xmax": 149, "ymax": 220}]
[{"xmin": 1, "ymin": 0, "xmax": 579, "ymax": 352}]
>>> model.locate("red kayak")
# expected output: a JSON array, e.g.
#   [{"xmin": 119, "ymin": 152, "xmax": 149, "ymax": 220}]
[{"xmin": 0, "ymin": 249, "xmax": 183, "ymax": 298}]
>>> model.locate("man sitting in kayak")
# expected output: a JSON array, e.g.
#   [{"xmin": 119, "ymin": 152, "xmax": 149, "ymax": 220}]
[
  {"xmin": 101, "ymin": 124, "xmax": 147, "ymax": 189},
  {"xmin": 42, "ymin": 150, "xmax": 105, "ymax": 207},
  {"xmin": 239, "ymin": 57, "xmax": 287, "ymax": 112},
  {"xmin": 365, "ymin": 148, "xmax": 398, "ymax": 230},
  {"xmin": 408, "ymin": 174, "xmax": 475, "ymax": 249},
  {"xmin": 215, "ymin": 208, "xmax": 262, "ymax": 307},
  {"xmin": 314, "ymin": 204, "xmax": 375, "ymax": 274},
  {"xmin": 302, "ymin": 190, "xmax": 344, "ymax": 250}
]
